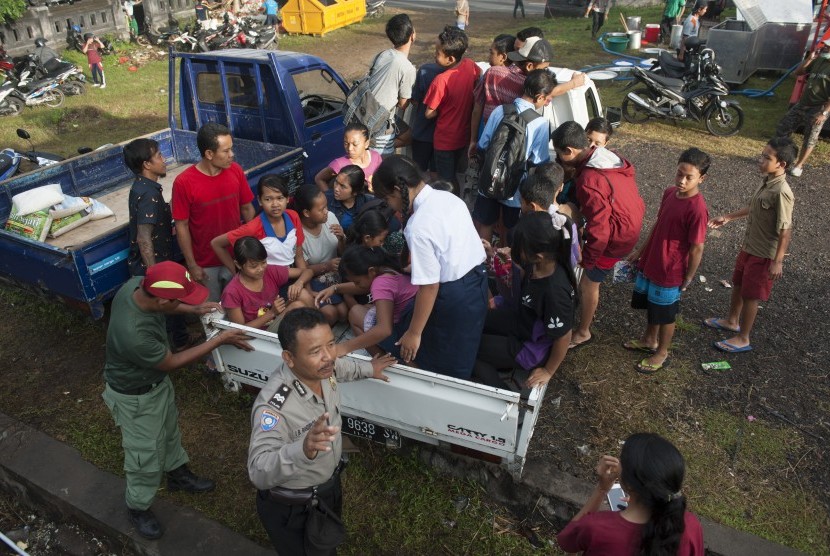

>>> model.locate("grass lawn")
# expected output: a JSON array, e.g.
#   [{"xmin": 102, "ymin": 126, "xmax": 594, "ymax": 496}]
[{"xmin": 1, "ymin": 5, "xmax": 828, "ymax": 555}]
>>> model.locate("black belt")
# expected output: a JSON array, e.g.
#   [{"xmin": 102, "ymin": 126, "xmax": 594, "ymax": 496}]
[
  {"xmin": 108, "ymin": 382, "xmax": 160, "ymax": 396},
  {"xmin": 266, "ymin": 460, "xmax": 346, "ymax": 505}
]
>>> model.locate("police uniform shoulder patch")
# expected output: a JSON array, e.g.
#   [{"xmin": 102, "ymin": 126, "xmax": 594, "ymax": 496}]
[
  {"xmin": 260, "ymin": 409, "xmax": 280, "ymax": 431},
  {"xmin": 293, "ymin": 379, "xmax": 307, "ymax": 396},
  {"xmin": 268, "ymin": 384, "xmax": 291, "ymax": 410}
]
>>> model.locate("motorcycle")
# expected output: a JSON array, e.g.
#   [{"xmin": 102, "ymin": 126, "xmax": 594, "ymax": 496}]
[
  {"xmin": 0, "ymin": 81, "xmax": 25, "ymax": 117},
  {"xmin": 66, "ymin": 22, "xmax": 115, "ymax": 54},
  {"xmin": 621, "ymin": 48, "xmax": 744, "ymax": 137},
  {"xmin": 0, "ymin": 129, "xmax": 65, "ymax": 181},
  {"xmin": 366, "ymin": 0, "xmax": 385, "ymax": 18},
  {"xmin": 8, "ymin": 76, "xmax": 65, "ymax": 109},
  {"xmin": 7, "ymin": 53, "xmax": 86, "ymax": 96}
]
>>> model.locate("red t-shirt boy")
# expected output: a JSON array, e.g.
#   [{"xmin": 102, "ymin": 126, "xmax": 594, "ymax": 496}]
[
  {"xmin": 424, "ymin": 26, "xmax": 481, "ymax": 188},
  {"xmin": 627, "ymin": 148, "xmax": 709, "ymax": 374}
]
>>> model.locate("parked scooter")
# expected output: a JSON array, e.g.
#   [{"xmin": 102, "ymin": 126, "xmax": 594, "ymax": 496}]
[
  {"xmin": 621, "ymin": 47, "xmax": 744, "ymax": 137},
  {"xmin": 0, "ymin": 129, "xmax": 65, "ymax": 181},
  {"xmin": 366, "ymin": 0, "xmax": 386, "ymax": 18},
  {"xmin": 7, "ymin": 52, "xmax": 86, "ymax": 96},
  {"xmin": 0, "ymin": 82, "xmax": 25, "ymax": 117}
]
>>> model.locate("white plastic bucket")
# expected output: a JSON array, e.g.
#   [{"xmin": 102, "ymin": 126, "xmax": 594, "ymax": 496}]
[
  {"xmin": 670, "ymin": 24, "xmax": 683, "ymax": 49},
  {"xmin": 628, "ymin": 30, "xmax": 642, "ymax": 50}
]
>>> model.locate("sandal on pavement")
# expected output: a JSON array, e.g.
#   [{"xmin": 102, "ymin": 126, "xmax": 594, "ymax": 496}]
[
  {"xmin": 623, "ymin": 339, "xmax": 657, "ymax": 353},
  {"xmin": 713, "ymin": 340, "xmax": 753, "ymax": 353},
  {"xmin": 703, "ymin": 317, "xmax": 740, "ymax": 333},
  {"xmin": 568, "ymin": 336, "xmax": 594, "ymax": 350},
  {"xmin": 635, "ymin": 357, "xmax": 669, "ymax": 375}
]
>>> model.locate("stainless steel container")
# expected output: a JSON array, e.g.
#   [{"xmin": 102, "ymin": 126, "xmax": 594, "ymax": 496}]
[
  {"xmin": 628, "ymin": 30, "xmax": 642, "ymax": 50},
  {"xmin": 626, "ymin": 16, "xmax": 641, "ymax": 31}
]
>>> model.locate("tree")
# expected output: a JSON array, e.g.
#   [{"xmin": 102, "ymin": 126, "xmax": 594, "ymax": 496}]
[{"xmin": 0, "ymin": 0, "xmax": 27, "ymax": 24}]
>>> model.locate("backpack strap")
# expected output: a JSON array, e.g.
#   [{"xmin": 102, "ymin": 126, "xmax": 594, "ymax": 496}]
[{"xmin": 518, "ymin": 107, "xmax": 542, "ymax": 124}]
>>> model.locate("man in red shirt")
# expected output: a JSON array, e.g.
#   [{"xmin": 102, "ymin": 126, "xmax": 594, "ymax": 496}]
[
  {"xmin": 172, "ymin": 123, "xmax": 256, "ymax": 301},
  {"xmin": 424, "ymin": 25, "xmax": 481, "ymax": 193}
]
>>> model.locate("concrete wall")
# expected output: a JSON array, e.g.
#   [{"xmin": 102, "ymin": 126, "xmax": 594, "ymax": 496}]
[{"xmin": 0, "ymin": 0, "xmax": 195, "ymax": 57}]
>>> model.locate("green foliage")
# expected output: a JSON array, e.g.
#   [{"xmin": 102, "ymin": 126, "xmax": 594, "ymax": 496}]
[{"xmin": 0, "ymin": 0, "xmax": 27, "ymax": 23}]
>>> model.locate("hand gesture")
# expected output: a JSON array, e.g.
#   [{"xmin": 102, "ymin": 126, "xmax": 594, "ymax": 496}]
[
  {"xmin": 595, "ymin": 455, "xmax": 621, "ymax": 491},
  {"xmin": 526, "ymin": 367, "xmax": 554, "ymax": 389},
  {"xmin": 708, "ymin": 215, "xmax": 728, "ymax": 229},
  {"xmin": 329, "ymin": 224, "xmax": 344, "ymax": 239},
  {"xmin": 188, "ymin": 263, "xmax": 207, "ymax": 284},
  {"xmin": 287, "ymin": 281, "xmax": 303, "ymax": 302},
  {"xmin": 315, "ymin": 286, "xmax": 336, "ymax": 307},
  {"xmin": 271, "ymin": 295, "xmax": 286, "ymax": 315},
  {"xmin": 370, "ymin": 352, "xmax": 396, "ymax": 381},
  {"xmin": 191, "ymin": 301, "xmax": 222, "ymax": 315},
  {"xmin": 302, "ymin": 412, "xmax": 339, "ymax": 460},
  {"xmin": 218, "ymin": 328, "xmax": 254, "ymax": 351},
  {"xmin": 396, "ymin": 329, "xmax": 422, "ymax": 364},
  {"xmin": 482, "ymin": 239, "xmax": 494, "ymax": 261}
]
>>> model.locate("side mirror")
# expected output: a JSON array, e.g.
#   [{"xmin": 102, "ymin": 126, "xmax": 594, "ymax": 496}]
[{"xmin": 16, "ymin": 129, "xmax": 31, "ymax": 140}]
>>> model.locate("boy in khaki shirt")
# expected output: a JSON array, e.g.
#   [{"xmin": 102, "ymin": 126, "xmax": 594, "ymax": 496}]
[{"xmin": 704, "ymin": 137, "xmax": 796, "ymax": 352}]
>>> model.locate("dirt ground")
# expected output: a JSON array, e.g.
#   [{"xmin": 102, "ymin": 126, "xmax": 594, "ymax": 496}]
[{"xmin": 0, "ymin": 6, "xmax": 828, "ymax": 553}]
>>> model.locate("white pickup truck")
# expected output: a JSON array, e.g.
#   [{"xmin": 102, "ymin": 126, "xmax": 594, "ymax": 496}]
[{"xmin": 203, "ymin": 70, "xmax": 608, "ymax": 480}]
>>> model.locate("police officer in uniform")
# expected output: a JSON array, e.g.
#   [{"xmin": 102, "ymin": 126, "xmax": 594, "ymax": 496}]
[
  {"xmin": 102, "ymin": 261, "xmax": 253, "ymax": 539},
  {"xmin": 248, "ymin": 308, "xmax": 395, "ymax": 554}
]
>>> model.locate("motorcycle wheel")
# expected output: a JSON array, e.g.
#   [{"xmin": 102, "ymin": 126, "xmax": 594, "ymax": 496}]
[
  {"xmin": 62, "ymin": 82, "xmax": 85, "ymax": 96},
  {"xmin": 704, "ymin": 102, "xmax": 744, "ymax": 137},
  {"xmin": 0, "ymin": 96, "xmax": 25, "ymax": 117},
  {"xmin": 621, "ymin": 88, "xmax": 655, "ymax": 125},
  {"xmin": 43, "ymin": 88, "xmax": 65, "ymax": 108}
]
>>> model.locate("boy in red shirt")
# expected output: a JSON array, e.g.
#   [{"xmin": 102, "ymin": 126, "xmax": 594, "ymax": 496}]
[
  {"xmin": 424, "ymin": 25, "xmax": 481, "ymax": 193},
  {"xmin": 626, "ymin": 148, "xmax": 710, "ymax": 373}
]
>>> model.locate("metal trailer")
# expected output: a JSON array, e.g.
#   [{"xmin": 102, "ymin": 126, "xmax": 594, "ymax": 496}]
[
  {"xmin": 706, "ymin": 0, "xmax": 814, "ymax": 84},
  {"xmin": 204, "ymin": 316, "xmax": 550, "ymax": 480}
]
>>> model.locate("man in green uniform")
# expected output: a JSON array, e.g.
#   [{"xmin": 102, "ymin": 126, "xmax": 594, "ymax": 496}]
[
  {"xmin": 660, "ymin": 0, "xmax": 685, "ymax": 45},
  {"xmin": 247, "ymin": 308, "xmax": 395, "ymax": 554},
  {"xmin": 775, "ymin": 38, "xmax": 830, "ymax": 177},
  {"xmin": 103, "ymin": 261, "xmax": 252, "ymax": 539}
]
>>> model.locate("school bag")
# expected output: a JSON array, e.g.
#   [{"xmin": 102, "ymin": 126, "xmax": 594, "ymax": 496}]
[
  {"xmin": 479, "ymin": 103, "xmax": 542, "ymax": 201},
  {"xmin": 343, "ymin": 52, "xmax": 391, "ymax": 140}
]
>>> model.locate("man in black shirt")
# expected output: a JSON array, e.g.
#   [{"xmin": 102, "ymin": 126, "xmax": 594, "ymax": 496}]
[{"xmin": 124, "ymin": 139, "xmax": 192, "ymax": 351}]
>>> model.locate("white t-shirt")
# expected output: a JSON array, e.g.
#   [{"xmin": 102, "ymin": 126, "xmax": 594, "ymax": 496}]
[
  {"xmin": 302, "ymin": 212, "xmax": 340, "ymax": 265},
  {"xmin": 405, "ymin": 185, "xmax": 485, "ymax": 285}
]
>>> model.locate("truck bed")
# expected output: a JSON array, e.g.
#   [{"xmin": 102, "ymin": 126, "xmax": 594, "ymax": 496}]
[{"xmin": 45, "ymin": 164, "xmax": 189, "ymax": 250}]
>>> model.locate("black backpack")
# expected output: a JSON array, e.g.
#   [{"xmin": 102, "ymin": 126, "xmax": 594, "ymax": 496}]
[{"xmin": 478, "ymin": 103, "xmax": 542, "ymax": 201}]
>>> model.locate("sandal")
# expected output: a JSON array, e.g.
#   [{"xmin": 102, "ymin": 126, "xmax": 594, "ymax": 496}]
[
  {"xmin": 623, "ymin": 339, "xmax": 657, "ymax": 353},
  {"xmin": 635, "ymin": 357, "xmax": 669, "ymax": 375}
]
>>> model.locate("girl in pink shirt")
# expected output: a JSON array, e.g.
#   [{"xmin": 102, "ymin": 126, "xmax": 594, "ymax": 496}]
[{"xmin": 313, "ymin": 123, "xmax": 382, "ymax": 192}]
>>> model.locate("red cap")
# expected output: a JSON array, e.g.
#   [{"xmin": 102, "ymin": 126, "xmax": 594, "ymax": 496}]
[{"xmin": 141, "ymin": 261, "xmax": 209, "ymax": 305}]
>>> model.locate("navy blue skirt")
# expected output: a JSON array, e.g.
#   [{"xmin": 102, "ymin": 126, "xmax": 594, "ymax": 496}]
[{"xmin": 415, "ymin": 264, "xmax": 488, "ymax": 380}]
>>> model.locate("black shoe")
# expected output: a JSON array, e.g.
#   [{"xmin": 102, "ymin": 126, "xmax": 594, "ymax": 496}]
[
  {"xmin": 167, "ymin": 464, "xmax": 216, "ymax": 493},
  {"xmin": 128, "ymin": 508, "xmax": 163, "ymax": 540}
]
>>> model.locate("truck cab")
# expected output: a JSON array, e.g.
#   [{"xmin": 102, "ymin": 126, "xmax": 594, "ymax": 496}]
[{"xmin": 175, "ymin": 49, "xmax": 349, "ymax": 184}]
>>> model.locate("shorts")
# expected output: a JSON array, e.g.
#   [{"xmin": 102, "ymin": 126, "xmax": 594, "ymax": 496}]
[
  {"xmin": 371, "ymin": 115, "xmax": 408, "ymax": 155},
  {"xmin": 264, "ymin": 14, "xmax": 279, "ymax": 25},
  {"xmin": 203, "ymin": 265, "xmax": 234, "ymax": 302},
  {"xmin": 366, "ymin": 300, "xmax": 415, "ymax": 359},
  {"xmin": 472, "ymin": 195, "xmax": 520, "ymax": 228},
  {"xmin": 310, "ymin": 274, "xmax": 343, "ymax": 305},
  {"xmin": 411, "ymin": 140, "xmax": 436, "ymax": 172},
  {"xmin": 732, "ymin": 250, "xmax": 774, "ymax": 301},
  {"xmin": 631, "ymin": 272, "xmax": 681, "ymax": 325},
  {"xmin": 583, "ymin": 265, "xmax": 610, "ymax": 283},
  {"xmin": 433, "ymin": 147, "xmax": 467, "ymax": 185}
]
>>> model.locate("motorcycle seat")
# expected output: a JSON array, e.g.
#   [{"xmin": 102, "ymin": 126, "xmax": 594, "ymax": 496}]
[
  {"xmin": 658, "ymin": 51, "xmax": 685, "ymax": 72},
  {"xmin": 648, "ymin": 72, "xmax": 685, "ymax": 91}
]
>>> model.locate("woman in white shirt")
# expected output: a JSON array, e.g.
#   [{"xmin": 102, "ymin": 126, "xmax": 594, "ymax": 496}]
[{"xmin": 372, "ymin": 155, "xmax": 488, "ymax": 379}]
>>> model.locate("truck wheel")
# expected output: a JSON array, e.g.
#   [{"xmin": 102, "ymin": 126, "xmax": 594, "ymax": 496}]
[
  {"xmin": 621, "ymin": 88, "xmax": 654, "ymax": 125},
  {"xmin": 43, "ymin": 88, "xmax": 65, "ymax": 108},
  {"xmin": 0, "ymin": 97, "xmax": 24, "ymax": 117},
  {"xmin": 704, "ymin": 102, "xmax": 743, "ymax": 137}
]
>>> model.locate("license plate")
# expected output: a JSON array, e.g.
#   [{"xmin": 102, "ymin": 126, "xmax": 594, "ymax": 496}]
[{"xmin": 342, "ymin": 416, "xmax": 400, "ymax": 448}]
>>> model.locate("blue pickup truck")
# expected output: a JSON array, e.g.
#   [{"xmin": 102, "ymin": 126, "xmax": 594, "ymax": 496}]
[{"xmin": 0, "ymin": 49, "xmax": 350, "ymax": 318}]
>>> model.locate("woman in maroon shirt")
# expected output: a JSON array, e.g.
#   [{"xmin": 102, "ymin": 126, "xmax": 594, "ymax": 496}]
[{"xmin": 557, "ymin": 433, "xmax": 704, "ymax": 555}]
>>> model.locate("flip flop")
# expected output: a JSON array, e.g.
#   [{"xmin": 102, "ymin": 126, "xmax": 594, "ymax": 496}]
[
  {"xmin": 714, "ymin": 340, "xmax": 753, "ymax": 353},
  {"xmin": 635, "ymin": 357, "xmax": 669, "ymax": 375},
  {"xmin": 568, "ymin": 336, "xmax": 594, "ymax": 350},
  {"xmin": 703, "ymin": 317, "xmax": 740, "ymax": 333},
  {"xmin": 623, "ymin": 339, "xmax": 657, "ymax": 353}
]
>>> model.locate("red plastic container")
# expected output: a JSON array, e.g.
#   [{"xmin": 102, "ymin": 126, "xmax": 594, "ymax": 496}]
[{"xmin": 644, "ymin": 24, "xmax": 660, "ymax": 43}]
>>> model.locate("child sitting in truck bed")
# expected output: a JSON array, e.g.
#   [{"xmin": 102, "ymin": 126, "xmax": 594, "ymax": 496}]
[
  {"xmin": 292, "ymin": 185, "xmax": 347, "ymax": 326},
  {"xmin": 314, "ymin": 123, "xmax": 383, "ymax": 192},
  {"xmin": 475, "ymin": 212, "xmax": 576, "ymax": 390},
  {"xmin": 220, "ymin": 237, "xmax": 312, "ymax": 330},
  {"xmin": 211, "ymin": 175, "xmax": 314, "ymax": 305},
  {"xmin": 324, "ymin": 165, "xmax": 376, "ymax": 233}
]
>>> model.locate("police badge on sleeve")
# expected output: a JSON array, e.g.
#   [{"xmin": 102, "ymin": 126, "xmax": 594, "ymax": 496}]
[{"xmin": 261, "ymin": 409, "xmax": 280, "ymax": 431}]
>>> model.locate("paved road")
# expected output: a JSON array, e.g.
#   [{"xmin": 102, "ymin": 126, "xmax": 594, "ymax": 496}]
[{"xmin": 386, "ymin": 0, "xmax": 549, "ymax": 17}]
